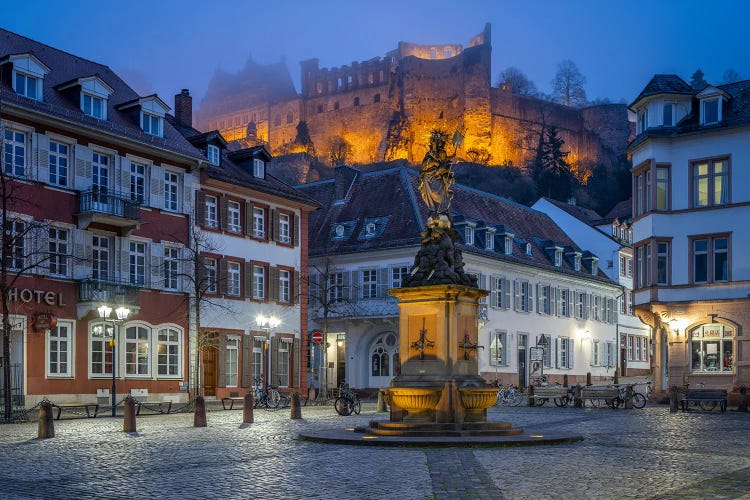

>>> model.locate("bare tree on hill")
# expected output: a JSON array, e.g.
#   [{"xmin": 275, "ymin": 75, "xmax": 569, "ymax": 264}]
[{"xmin": 551, "ymin": 60, "xmax": 587, "ymax": 107}]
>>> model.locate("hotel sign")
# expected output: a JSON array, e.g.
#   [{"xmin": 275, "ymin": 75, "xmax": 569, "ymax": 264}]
[{"xmin": 8, "ymin": 288, "xmax": 65, "ymax": 306}]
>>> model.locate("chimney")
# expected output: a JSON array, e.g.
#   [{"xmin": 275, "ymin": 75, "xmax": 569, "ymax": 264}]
[
  {"xmin": 334, "ymin": 165, "xmax": 358, "ymax": 202},
  {"xmin": 174, "ymin": 89, "xmax": 192, "ymax": 128}
]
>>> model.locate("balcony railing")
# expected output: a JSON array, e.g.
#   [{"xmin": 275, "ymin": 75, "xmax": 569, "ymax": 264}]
[
  {"xmin": 78, "ymin": 278, "xmax": 141, "ymax": 305},
  {"xmin": 78, "ymin": 190, "xmax": 141, "ymax": 220}
]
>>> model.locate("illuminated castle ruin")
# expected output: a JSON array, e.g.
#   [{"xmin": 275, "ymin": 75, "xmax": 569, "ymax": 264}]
[{"xmin": 196, "ymin": 24, "xmax": 631, "ymax": 168}]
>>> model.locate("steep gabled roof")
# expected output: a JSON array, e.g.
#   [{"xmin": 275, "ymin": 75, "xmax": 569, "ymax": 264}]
[
  {"xmin": 629, "ymin": 74, "xmax": 695, "ymax": 108},
  {"xmin": 0, "ymin": 28, "xmax": 202, "ymax": 161}
]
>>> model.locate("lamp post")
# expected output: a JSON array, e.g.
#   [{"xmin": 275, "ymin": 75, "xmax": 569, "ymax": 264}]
[
  {"xmin": 98, "ymin": 305, "xmax": 131, "ymax": 417},
  {"xmin": 256, "ymin": 314, "xmax": 280, "ymax": 392}
]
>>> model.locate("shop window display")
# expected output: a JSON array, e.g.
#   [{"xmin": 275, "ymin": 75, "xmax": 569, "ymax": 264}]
[{"xmin": 690, "ymin": 324, "xmax": 733, "ymax": 373}]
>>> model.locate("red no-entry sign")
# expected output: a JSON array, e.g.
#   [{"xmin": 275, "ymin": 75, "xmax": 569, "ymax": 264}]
[{"xmin": 311, "ymin": 330, "xmax": 323, "ymax": 344}]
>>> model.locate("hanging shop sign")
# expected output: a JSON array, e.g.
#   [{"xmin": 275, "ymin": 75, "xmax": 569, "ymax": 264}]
[
  {"xmin": 8, "ymin": 288, "xmax": 65, "ymax": 306},
  {"xmin": 33, "ymin": 312, "xmax": 58, "ymax": 332}
]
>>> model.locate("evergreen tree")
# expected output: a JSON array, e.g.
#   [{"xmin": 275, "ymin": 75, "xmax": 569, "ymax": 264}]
[
  {"xmin": 690, "ymin": 69, "xmax": 708, "ymax": 89},
  {"xmin": 535, "ymin": 126, "xmax": 574, "ymax": 201}
]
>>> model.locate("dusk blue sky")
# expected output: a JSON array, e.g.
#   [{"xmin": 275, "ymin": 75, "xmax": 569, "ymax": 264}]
[{"xmin": 3, "ymin": 0, "xmax": 750, "ymax": 111}]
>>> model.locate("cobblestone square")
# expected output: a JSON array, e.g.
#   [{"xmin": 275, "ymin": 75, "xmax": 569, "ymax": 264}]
[{"xmin": 1, "ymin": 403, "xmax": 749, "ymax": 499}]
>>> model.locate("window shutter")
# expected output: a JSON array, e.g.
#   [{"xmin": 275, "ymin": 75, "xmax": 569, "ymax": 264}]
[
  {"xmin": 118, "ymin": 157, "xmax": 131, "ymax": 195},
  {"xmin": 241, "ymin": 335, "xmax": 252, "ymax": 388},
  {"xmin": 119, "ymin": 237, "xmax": 129, "ymax": 283},
  {"xmin": 292, "ymin": 337, "xmax": 301, "ymax": 388},
  {"xmin": 219, "ymin": 258, "xmax": 228, "ymax": 295},
  {"xmin": 35, "ymin": 133, "xmax": 50, "ymax": 183},
  {"xmin": 292, "ymin": 270, "xmax": 299, "ymax": 304},
  {"xmin": 269, "ymin": 266, "xmax": 280, "ymax": 301},
  {"xmin": 343, "ymin": 271, "xmax": 352, "ymax": 300},
  {"xmin": 195, "ymin": 191, "xmax": 206, "ymax": 226},
  {"xmin": 150, "ymin": 241, "xmax": 164, "ymax": 289},
  {"xmin": 270, "ymin": 337, "xmax": 280, "ymax": 387},
  {"xmin": 217, "ymin": 335, "xmax": 227, "ymax": 388},
  {"xmin": 502, "ymin": 278, "xmax": 510, "ymax": 310},
  {"xmin": 555, "ymin": 338, "xmax": 561, "ymax": 368},
  {"xmin": 536, "ymin": 284, "xmax": 541, "ymax": 313},
  {"xmin": 377, "ymin": 268, "xmax": 388, "ymax": 298},
  {"xmin": 590, "ymin": 340, "xmax": 595, "ymax": 366},
  {"xmin": 490, "ymin": 276, "xmax": 498, "ymax": 308},
  {"xmin": 568, "ymin": 339, "xmax": 574, "ymax": 368},
  {"xmin": 293, "ymin": 214, "xmax": 300, "ymax": 247},
  {"xmin": 513, "ymin": 280, "xmax": 520, "ymax": 311},
  {"xmin": 271, "ymin": 209, "xmax": 280, "ymax": 242},
  {"xmin": 551, "ymin": 288, "xmax": 557, "ymax": 316},
  {"xmin": 181, "ymin": 247, "xmax": 193, "ymax": 294},
  {"xmin": 245, "ymin": 202, "xmax": 254, "ymax": 236},
  {"xmin": 527, "ymin": 284, "xmax": 533, "ymax": 312},
  {"xmin": 149, "ymin": 165, "xmax": 165, "ymax": 209},
  {"xmin": 74, "ymin": 144, "xmax": 93, "ymax": 191},
  {"xmin": 244, "ymin": 261, "xmax": 254, "ymax": 299},
  {"xmin": 219, "ymin": 195, "xmax": 229, "ymax": 231}
]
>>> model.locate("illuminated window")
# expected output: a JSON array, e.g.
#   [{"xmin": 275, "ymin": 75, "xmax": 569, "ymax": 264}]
[{"xmin": 690, "ymin": 324, "xmax": 733, "ymax": 373}]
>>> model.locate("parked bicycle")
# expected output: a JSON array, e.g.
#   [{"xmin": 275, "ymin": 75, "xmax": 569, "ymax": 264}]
[
  {"xmin": 493, "ymin": 382, "xmax": 524, "ymax": 407},
  {"xmin": 334, "ymin": 383, "xmax": 361, "ymax": 416},
  {"xmin": 611, "ymin": 384, "xmax": 647, "ymax": 409},
  {"xmin": 253, "ymin": 377, "xmax": 281, "ymax": 409},
  {"xmin": 684, "ymin": 382, "xmax": 718, "ymax": 411}
]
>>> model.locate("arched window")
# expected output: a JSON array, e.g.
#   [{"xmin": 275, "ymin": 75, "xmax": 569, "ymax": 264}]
[
  {"xmin": 690, "ymin": 323, "xmax": 734, "ymax": 373},
  {"xmin": 125, "ymin": 325, "xmax": 151, "ymax": 376},
  {"xmin": 370, "ymin": 332, "xmax": 399, "ymax": 378}
]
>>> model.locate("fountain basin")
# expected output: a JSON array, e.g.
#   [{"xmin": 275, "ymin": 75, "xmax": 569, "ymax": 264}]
[{"xmin": 388, "ymin": 388, "xmax": 442, "ymax": 418}]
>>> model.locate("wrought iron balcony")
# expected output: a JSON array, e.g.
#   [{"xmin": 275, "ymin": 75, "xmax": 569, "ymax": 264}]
[
  {"xmin": 78, "ymin": 278, "xmax": 141, "ymax": 306},
  {"xmin": 77, "ymin": 190, "xmax": 141, "ymax": 235}
]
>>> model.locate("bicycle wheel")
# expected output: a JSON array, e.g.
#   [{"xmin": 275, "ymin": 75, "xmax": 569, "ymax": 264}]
[
  {"xmin": 631, "ymin": 393, "xmax": 647, "ymax": 409},
  {"xmin": 267, "ymin": 390, "xmax": 281, "ymax": 409},
  {"xmin": 536, "ymin": 397, "xmax": 547, "ymax": 407},
  {"xmin": 335, "ymin": 397, "xmax": 353, "ymax": 416},
  {"xmin": 553, "ymin": 397, "xmax": 567, "ymax": 408},
  {"xmin": 589, "ymin": 398, "xmax": 600, "ymax": 408},
  {"xmin": 699, "ymin": 401, "xmax": 718, "ymax": 411},
  {"xmin": 508, "ymin": 390, "xmax": 523, "ymax": 407},
  {"xmin": 353, "ymin": 397, "xmax": 361, "ymax": 415}
]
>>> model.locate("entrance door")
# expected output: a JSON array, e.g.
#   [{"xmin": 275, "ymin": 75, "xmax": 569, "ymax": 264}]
[
  {"xmin": 0, "ymin": 329, "xmax": 24, "ymax": 409},
  {"xmin": 517, "ymin": 334, "xmax": 527, "ymax": 389},
  {"xmin": 621, "ymin": 347, "xmax": 627, "ymax": 376},
  {"xmin": 202, "ymin": 348, "xmax": 217, "ymax": 397}
]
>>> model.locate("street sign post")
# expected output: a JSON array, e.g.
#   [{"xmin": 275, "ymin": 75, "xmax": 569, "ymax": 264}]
[{"xmin": 312, "ymin": 329, "xmax": 323, "ymax": 344}]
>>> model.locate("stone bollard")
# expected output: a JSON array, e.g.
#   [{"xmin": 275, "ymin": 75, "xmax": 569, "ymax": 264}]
[
  {"xmin": 738, "ymin": 386, "xmax": 747, "ymax": 412},
  {"xmin": 37, "ymin": 400, "xmax": 55, "ymax": 439},
  {"xmin": 243, "ymin": 393, "xmax": 254, "ymax": 424},
  {"xmin": 613, "ymin": 370, "xmax": 619, "ymax": 385},
  {"xmin": 376, "ymin": 389, "xmax": 388, "ymax": 413},
  {"xmin": 573, "ymin": 384, "xmax": 583, "ymax": 408},
  {"xmin": 624, "ymin": 384, "xmax": 633, "ymax": 410},
  {"xmin": 194, "ymin": 396, "xmax": 207, "ymax": 427},
  {"xmin": 123, "ymin": 396, "xmax": 137, "ymax": 433},
  {"xmin": 669, "ymin": 385, "xmax": 678, "ymax": 413},
  {"xmin": 290, "ymin": 393, "xmax": 302, "ymax": 420},
  {"xmin": 528, "ymin": 385, "xmax": 535, "ymax": 407},
  {"xmin": 563, "ymin": 374, "xmax": 569, "ymax": 388},
  {"xmin": 586, "ymin": 372, "xmax": 592, "ymax": 387}
]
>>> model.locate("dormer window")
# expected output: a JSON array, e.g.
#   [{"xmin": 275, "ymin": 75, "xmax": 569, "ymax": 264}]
[
  {"xmin": 554, "ymin": 249, "xmax": 562, "ymax": 267},
  {"xmin": 116, "ymin": 95, "xmax": 169, "ymax": 137},
  {"xmin": 504, "ymin": 236, "xmax": 512, "ymax": 255},
  {"xmin": 141, "ymin": 113, "xmax": 162, "ymax": 136},
  {"xmin": 253, "ymin": 158, "xmax": 265, "ymax": 178},
  {"xmin": 335, "ymin": 225, "xmax": 345, "ymax": 238},
  {"xmin": 591, "ymin": 258, "xmax": 599, "ymax": 275},
  {"xmin": 526, "ymin": 243, "xmax": 532, "ymax": 256},
  {"xmin": 56, "ymin": 76, "xmax": 113, "ymax": 120},
  {"xmin": 465, "ymin": 225, "xmax": 475, "ymax": 246},
  {"xmin": 4, "ymin": 53, "xmax": 49, "ymax": 101},
  {"xmin": 207, "ymin": 145, "xmax": 220, "ymax": 166},
  {"xmin": 574, "ymin": 255, "xmax": 582, "ymax": 271},
  {"xmin": 83, "ymin": 94, "xmax": 105, "ymax": 119},
  {"xmin": 612, "ymin": 223, "xmax": 618, "ymax": 237},
  {"xmin": 365, "ymin": 222, "xmax": 376, "ymax": 236},
  {"xmin": 702, "ymin": 98, "xmax": 719, "ymax": 124},
  {"xmin": 485, "ymin": 230, "xmax": 495, "ymax": 251}
]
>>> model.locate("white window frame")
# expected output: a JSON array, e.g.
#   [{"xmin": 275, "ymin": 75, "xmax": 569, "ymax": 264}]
[
  {"xmin": 278, "ymin": 213, "xmax": 291, "ymax": 243},
  {"xmin": 207, "ymin": 145, "xmax": 220, "ymax": 166},
  {"xmin": 3, "ymin": 129, "xmax": 26, "ymax": 177},
  {"xmin": 204, "ymin": 195, "xmax": 218, "ymax": 228},
  {"xmin": 253, "ymin": 158, "xmax": 265, "ymax": 178},
  {"xmin": 164, "ymin": 246, "xmax": 180, "ymax": 291},
  {"xmin": 328, "ymin": 272, "xmax": 344, "ymax": 302},
  {"xmin": 361, "ymin": 268, "xmax": 377, "ymax": 299},
  {"xmin": 48, "ymin": 227, "xmax": 69, "ymax": 277},
  {"xmin": 129, "ymin": 241, "xmax": 147, "ymax": 286},
  {"xmin": 554, "ymin": 250, "xmax": 562, "ymax": 267},
  {"xmin": 489, "ymin": 331, "xmax": 507, "ymax": 366},
  {"xmin": 486, "ymin": 230, "xmax": 495, "ymax": 250},
  {"xmin": 277, "ymin": 339, "xmax": 291, "ymax": 387},
  {"xmin": 89, "ymin": 321, "xmax": 114, "ymax": 377},
  {"xmin": 141, "ymin": 112, "xmax": 163, "ymax": 136},
  {"xmin": 163, "ymin": 170, "xmax": 179, "ymax": 212},
  {"xmin": 82, "ymin": 92, "xmax": 106, "ymax": 119},
  {"xmin": 253, "ymin": 207, "xmax": 265, "ymax": 238},
  {"xmin": 125, "ymin": 324, "xmax": 151, "ymax": 377},
  {"xmin": 253, "ymin": 265, "xmax": 265, "ymax": 300},
  {"xmin": 130, "ymin": 161, "xmax": 146, "ymax": 203},
  {"xmin": 205, "ymin": 258, "xmax": 218, "ymax": 293},
  {"xmin": 227, "ymin": 200, "xmax": 241, "ymax": 233},
  {"xmin": 49, "ymin": 140, "xmax": 69, "ymax": 187},
  {"xmin": 47, "ymin": 321, "xmax": 73, "ymax": 377},
  {"xmin": 465, "ymin": 225, "xmax": 474, "ymax": 246},
  {"xmin": 504, "ymin": 236, "xmax": 511, "ymax": 255},
  {"xmin": 13, "ymin": 70, "xmax": 41, "ymax": 100},
  {"xmin": 228, "ymin": 261, "xmax": 241, "ymax": 296},
  {"xmin": 701, "ymin": 98, "xmax": 721, "ymax": 125},
  {"xmin": 6, "ymin": 219, "xmax": 26, "ymax": 270},
  {"xmin": 279, "ymin": 269, "xmax": 291, "ymax": 303},
  {"xmin": 225, "ymin": 336, "xmax": 239, "ymax": 387},
  {"xmin": 156, "ymin": 327, "xmax": 181, "ymax": 377},
  {"xmin": 391, "ymin": 266, "xmax": 409, "ymax": 288}
]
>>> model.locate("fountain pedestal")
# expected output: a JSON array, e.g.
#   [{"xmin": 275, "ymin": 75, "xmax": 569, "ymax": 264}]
[{"xmin": 387, "ymin": 284, "xmax": 493, "ymax": 424}]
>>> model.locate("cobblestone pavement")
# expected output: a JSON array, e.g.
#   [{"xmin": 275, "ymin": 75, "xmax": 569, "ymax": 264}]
[{"xmin": 1, "ymin": 402, "xmax": 749, "ymax": 499}]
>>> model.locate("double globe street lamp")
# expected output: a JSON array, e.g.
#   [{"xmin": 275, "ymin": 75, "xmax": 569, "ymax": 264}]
[
  {"xmin": 255, "ymin": 314, "xmax": 280, "ymax": 392},
  {"xmin": 97, "ymin": 305, "xmax": 131, "ymax": 417}
]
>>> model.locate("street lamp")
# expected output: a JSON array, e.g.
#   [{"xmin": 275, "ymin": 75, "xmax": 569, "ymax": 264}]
[
  {"xmin": 98, "ymin": 305, "xmax": 131, "ymax": 417},
  {"xmin": 256, "ymin": 314, "xmax": 280, "ymax": 391}
]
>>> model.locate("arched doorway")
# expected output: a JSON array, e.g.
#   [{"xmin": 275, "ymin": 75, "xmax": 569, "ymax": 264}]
[{"xmin": 369, "ymin": 331, "xmax": 399, "ymax": 388}]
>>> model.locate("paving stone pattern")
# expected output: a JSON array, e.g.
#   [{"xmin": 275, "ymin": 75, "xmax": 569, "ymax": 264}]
[{"xmin": 0, "ymin": 403, "xmax": 749, "ymax": 499}]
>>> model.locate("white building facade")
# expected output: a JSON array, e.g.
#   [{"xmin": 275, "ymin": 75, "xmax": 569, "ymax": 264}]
[{"xmin": 629, "ymin": 74, "xmax": 750, "ymax": 399}]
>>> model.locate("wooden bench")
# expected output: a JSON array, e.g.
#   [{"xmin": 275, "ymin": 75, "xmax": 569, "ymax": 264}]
[
  {"xmin": 581, "ymin": 386, "xmax": 620, "ymax": 408},
  {"xmin": 52, "ymin": 403, "xmax": 99, "ymax": 420},
  {"xmin": 530, "ymin": 386, "xmax": 570, "ymax": 407},
  {"xmin": 679, "ymin": 388, "xmax": 727, "ymax": 412},
  {"xmin": 221, "ymin": 397, "xmax": 246, "ymax": 410},
  {"xmin": 134, "ymin": 400, "xmax": 172, "ymax": 415}
]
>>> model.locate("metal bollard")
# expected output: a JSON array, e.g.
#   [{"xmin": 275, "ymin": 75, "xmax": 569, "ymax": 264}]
[
  {"xmin": 37, "ymin": 400, "xmax": 55, "ymax": 439},
  {"xmin": 573, "ymin": 384, "xmax": 583, "ymax": 408},
  {"xmin": 586, "ymin": 372, "xmax": 592, "ymax": 387},
  {"xmin": 563, "ymin": 374, "xmax": 569, "ymax": 388},
  {"xmin": 243, "ymin": 393, "xmax": 254, "ymax": 424},
  {"xmin": 194, "ymin": 396, "xmax": 207, "ymax": 427},
  {"xmin": 624, "ymin": 384, "xmax": 633, "ymax": 410},
  {"xmin": 376, "ymin": 389, "xmax": 388, "ymax": 413},
  {"xmin": 123, "ymin": 396, "xmax": 137, "ymax": 433},
  {"xmin": 669, "ymin": 385, "xmax": 678, "ymax": 413},
  {"xmin": 528, "ymin": 385, "xmax": 535, "ymax": 407},
  {"xmin": 739, "ymin": 386, "xmax": 748, "ymax": 412},
  {"xmin": 290, "ymin": 393, "xmax": 302, "ymax": 420}
]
